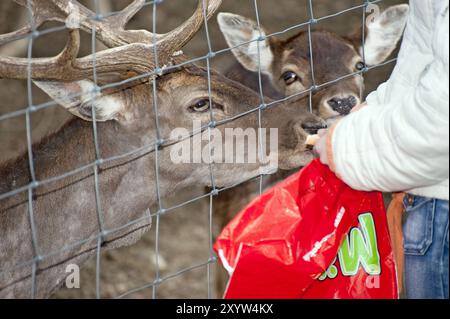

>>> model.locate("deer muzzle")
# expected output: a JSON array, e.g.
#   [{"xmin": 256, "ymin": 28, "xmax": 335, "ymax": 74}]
[{"xmin": 327, "ymin": 95, "xmax": 359, "ymax": 115}]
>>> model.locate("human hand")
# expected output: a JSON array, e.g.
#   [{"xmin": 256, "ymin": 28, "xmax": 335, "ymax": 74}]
[
  {"xmin": 313, "ymin": 129, "xmax": 329, "ymax": 166},
  {"xmin": 314, "ymin": 102, "xmax": 366, "ymax": 167}
]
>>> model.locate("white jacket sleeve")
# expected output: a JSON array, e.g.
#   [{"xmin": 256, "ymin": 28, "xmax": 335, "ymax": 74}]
[{"xmin": 331, "ymin": 9, "xmax": 449, "ymax": 193}]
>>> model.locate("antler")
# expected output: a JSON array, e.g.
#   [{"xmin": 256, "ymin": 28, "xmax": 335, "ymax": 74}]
[{"xmin": 0, "ymin": 0, "xmax": 222, "ymax": 82}]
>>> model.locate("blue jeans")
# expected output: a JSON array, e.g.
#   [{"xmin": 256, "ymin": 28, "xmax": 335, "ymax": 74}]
[{"xmin": 403, "ymin": 195, "xmax": 449, "ymax": 299}]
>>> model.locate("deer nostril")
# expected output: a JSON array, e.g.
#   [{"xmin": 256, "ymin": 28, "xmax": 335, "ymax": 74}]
[
  {"xmin": 347, "ymin": 96, "xmax": 358, "ymax": 108},
  {"xmin": 301, "ymin": 122, "xmax": 328, "ymax": 135},
  {"xmin": 327, "ymin": 96, "xmax": 358, "ymax": 115}
]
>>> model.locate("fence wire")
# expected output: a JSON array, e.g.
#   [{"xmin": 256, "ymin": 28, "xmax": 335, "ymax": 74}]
[{"xmin": 0, "ymin": 0, "xmax": 398, "ymax": 299}]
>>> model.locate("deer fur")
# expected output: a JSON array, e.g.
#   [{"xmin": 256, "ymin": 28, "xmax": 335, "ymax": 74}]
[
  {"xmin": 0, "ymin": 0, "xmax": 327, "ymax": 298},
  {"xmin": 213, "ymin": 4, "xmax": 409, "ymax": 295}
]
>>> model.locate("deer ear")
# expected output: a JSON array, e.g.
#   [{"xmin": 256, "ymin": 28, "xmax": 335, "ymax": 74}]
[
  {"xmin": 34, "ymin": 80, "xmax": 124, "ymax": 122},
  {"xmin": 218, "ymin": 12, "xmax": 274, "ymax": 74},
  {"xmin": 362, "ymin": 4, "xmax": 409, "ymax": 65}
]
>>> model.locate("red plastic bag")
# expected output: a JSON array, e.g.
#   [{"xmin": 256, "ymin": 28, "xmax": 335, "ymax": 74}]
[{"xmin": 214, "ymin": 159, "xmax": 398, "ymax": 299}]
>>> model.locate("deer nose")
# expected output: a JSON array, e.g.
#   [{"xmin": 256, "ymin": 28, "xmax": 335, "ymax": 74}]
[
  {"xmin": 327, "ymin": 96, "xmax": 358, "ymax": 115},
  {"xmin": 301, "ymin": 121, "xmax": 328, "ymax": 135}
]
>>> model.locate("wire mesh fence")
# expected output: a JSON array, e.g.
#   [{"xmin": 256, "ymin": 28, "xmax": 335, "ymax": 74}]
[{"xmin": 0, "ymin": 0, "xmax": 403, "ymax": 299}]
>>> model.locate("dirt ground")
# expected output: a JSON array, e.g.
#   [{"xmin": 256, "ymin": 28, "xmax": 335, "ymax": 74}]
[{"xmin": 0, "ymin": 0, "xmax": 405, "ymax": 299}]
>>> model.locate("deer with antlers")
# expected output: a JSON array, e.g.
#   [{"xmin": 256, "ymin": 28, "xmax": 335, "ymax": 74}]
[{"xmin": 0, "ymin": 0, "xmax": 326, "ymax": 298}]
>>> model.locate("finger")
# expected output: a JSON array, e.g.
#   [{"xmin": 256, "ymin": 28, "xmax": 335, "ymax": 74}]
[
  {"xmin": 313, "ymin": 146, "xmax": 320, "ymax": 158},
  {"xmin": 320, "ymin": 153, "xmax": 329, "ymax": 166},
  {"xmin": 313, "ymin": 141, "xmax": 323, "ymax": 158},
  {"xmin": 317, "ymin": 129, "xmax": 328, "ymax": 137}
]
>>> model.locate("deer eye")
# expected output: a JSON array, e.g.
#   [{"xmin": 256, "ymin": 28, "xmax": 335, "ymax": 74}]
[
  {"xmin": 355, "ymin": 61, "xmax": 367, "ymax": 71},
  {"xmin": 282, "ymin": 71, "xmax": 299, "ymax": 85},
  {"xmin": 190, "ymin": 99, "xmax": 211, "ymax": 112}
]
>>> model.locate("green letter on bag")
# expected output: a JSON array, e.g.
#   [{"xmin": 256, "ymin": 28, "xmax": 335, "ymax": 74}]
[{"xmin": 338, "ymin": 213, "xmax": 381, "ymax": 276}]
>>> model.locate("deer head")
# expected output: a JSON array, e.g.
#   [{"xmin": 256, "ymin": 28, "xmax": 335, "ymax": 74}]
[
  {"xmin": 0, "ymin": 0, "xmax": 325, "ymax": 298},
  {"xmin": 218, "ymin": 4, "xmax": 409, "ymax": 122}
]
